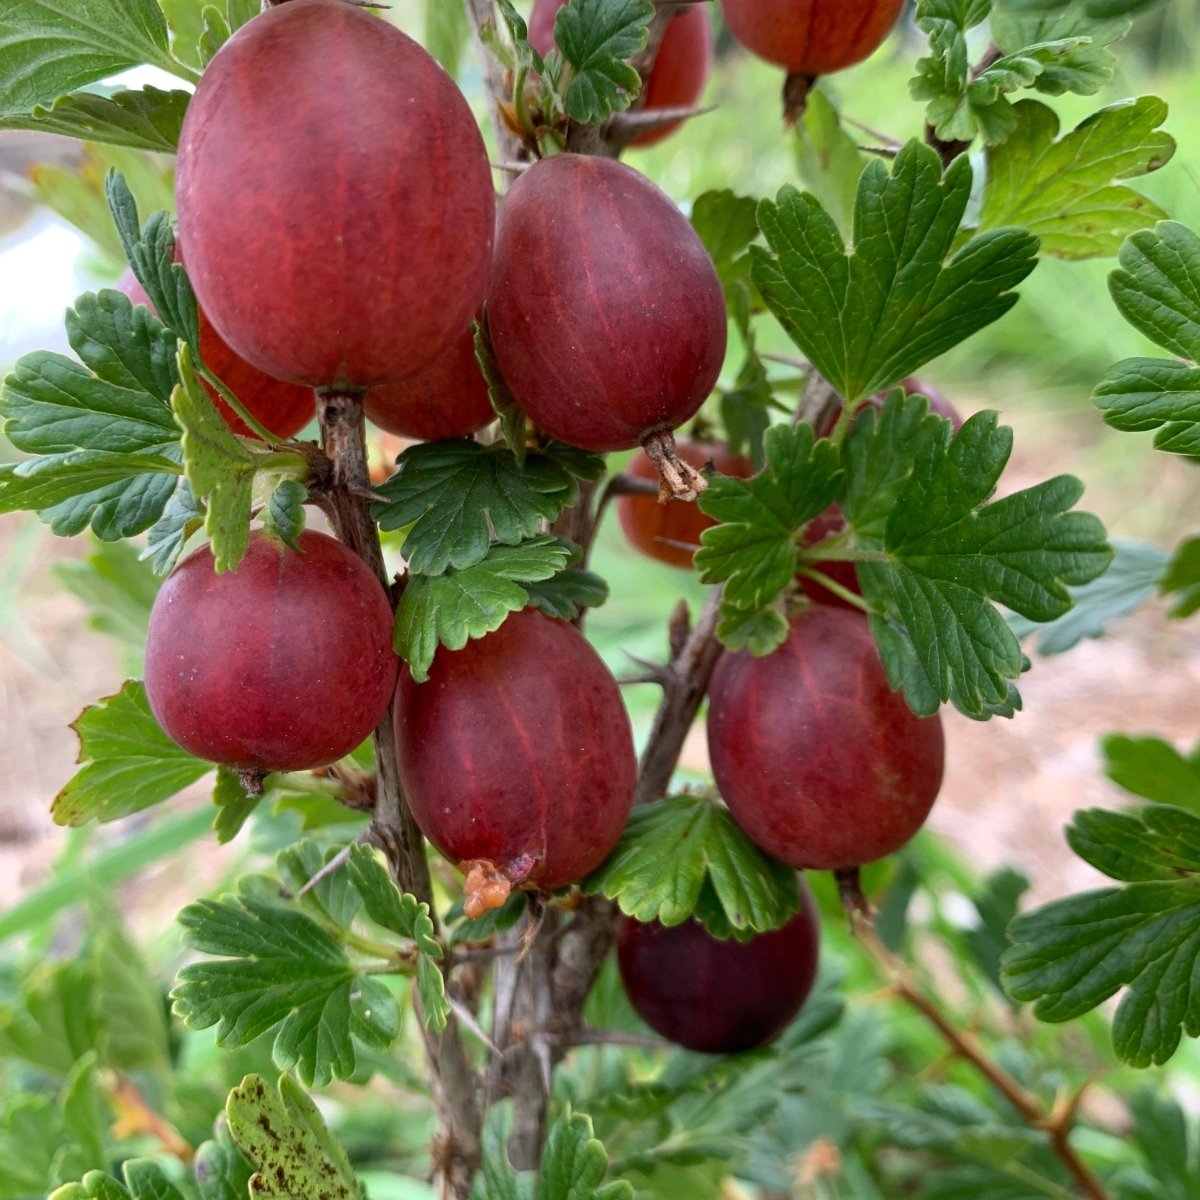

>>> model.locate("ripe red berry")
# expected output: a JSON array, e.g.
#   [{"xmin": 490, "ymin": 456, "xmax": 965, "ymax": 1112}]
[
  {"xmin": 486, "ymin": 154, "xmax": 727, "ymax": 453},
  {"xmin": 617, "ymin": 438, "xmax": 753, "ymax": 568},
  {"xmin": 394, "ymin": 609, "xmax": 636, "ymax": 912},
  {"xmin": 145, "ymin": 529, "xmax": 399, "ymax": 773},
  {"xmin": 119, "ymin": 270, "xmax": 313, "ymax": 440},
  {"xmin": 363, "ymin": 325, "xmax": 494, "ymax": 442},
  {"xmin": 720, "ymin": 0, "xmax": 905, "ymax": 75},
  {"xmin": 617, "ymin": 880, "xmax": 821, "ymax": 1053},
  {"xmin": 176, "ymin": 0, "xmax": 495, "ymax": 389},
  {"xmin": 707, "ymin": 607, "xmax": 945, "ymax": 870},
  {"xmin": 528, "ymin": 0, "xmax": 713, "ymax": 147}
]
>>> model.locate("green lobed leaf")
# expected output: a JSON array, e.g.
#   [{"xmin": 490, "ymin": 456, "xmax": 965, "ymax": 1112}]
[
  {"xmin": 0, "ymin": 185, "xmax": 204, "ymax": 541},
  {"xmin": 841, "ymin": 396, "xmax": 1112, "ymax": 718},
  {"xmin": 1003, "ymin": 804, "xmax": 1200, "ymax": 1065},
  {"xmin": 172, "ymin": 881, "xmax": 401, "ymax": 1087},
  {"xmin": 0, "ymin": 0, "xmax": 182, "ymax": 118},
  {"xmin": 752, "ymin": 142, "xmax": 1039, "ymax": 406},
  {"xmin": 88, "ymin": 908, "xmax": 173, "ymax": 1074},
  {"xmin": 0, "ymin": 959, "xmax": 103, "ymax": 1078},
  {"xmin": 194, "ymin": 1125, "xmax": 254, "ymax": 1200},
  {"xmin": 142, "ymin": 475, "xmax": 204, "ymax": 575},
  {"xmin": 965, "ymin": 866, "xmax": 1030, "ymax": 994},
  {"xmin": 347, "ymin": 845, "xmax": 448, "ymax": 1032},
  {"xmin": 1123, "ymin": 1090, "xmax": 1195, "ymax": 1200},
  {"xmin": 52, "ymin": 679, "xmax": 211, "ymax": 827},
  {"xmin": 59, "ymin": 1055, "xmax": 109, "ymax": 1179},
  {"xmin": 525, "ymin": 566, "xmax": 609, "ymax": 621},
  {"xmin": 54, "ymin": 1162, "xmax": 188, "ymax": 1200},
  {"xmin": 1162, "ymin": 536, "xmax": 1200, "ymax": 618},
  {"xmin": 0, "ymin": 86, "xmax": 190, "ymax": 152},
  {"xmin": 373, "ymin": 440, "xmax": 596, "ymax": 575},
  {"xmin": 472, "ymin": 1105, "xmax": 535, "ymax": 1200},
  {"xmin": 554, "ymin": 0, "xmax": 653, "ymax": 124},
  {"xmin": 910, "ymin": 0, "xmax": 1017, "ymax": 144},
  {"xmin": 911, "ymin": 0, "xmax": 1124, "ymax": 145},
  {"xmin": 172, "ymin": 346, "xmax": 253, "ymax": 574},
  {"xmin": 976, "ymin": 97, "xmax": 1174, "ymax": 260},
  {"xmin": 212, "ymin": 767, "xmax": 262, "ymax": 844},
  {"xmin": 1094, "ymin": 360, "xmax": 1200, "ymax": 458},
  {"xmin": 198, "ymin": 5, "xmax": 231, "ymax": 65},
  {"xmin": 50, "ymin": 1173, "xmax": 129, "ymax": 1200},
  {"xmin": 1007, "ymin": 538, "xmax": 1168, "ymax": 654},
  {"xmin": 225, "ymin": 1074, "xmax": 362, "ymax": 1200},
  {"xmin": 720, "ymin": 347, "xmax": 774, "ymax": 467},
  {"xmin": 690, "ymin": 189, "xmax": 759, "ymax": 325},
  {"xmin": 263, "ymin": 478, "xmax": 307, "ymax": 551},
  {"xmin": 695, "ymin": 423, "xmax": 841, "ymax": 626},
  {"xmin": 474, "ymin": 318, "xmax": 526, "ymax": 457},
  {"xmin": 1102, "ymin": 734, "xmax": 1200, "ymax": 813},
  {"xmin": 106, "ymin": 172, "xmax": 200, "ymax": 348},
  {"xmin": 448, "ymin": 891, "xmax": 528, "ymax": 946},
  {"xmin": 991, "ymin": 3, "xmax": 1129, "ymax": 97},
  {"xmin": 1107, "ymin": 220, "xmax": 1200, "ymax": 359},
  {"xmin": 0, "ymin": 286, "xmax": 183, "ymax": 527},
  {"xmin": 538, "ymin": 1109, "xmax": 632, "ymax": 1200},
  {"xmin": 1095, "ymin": 221, "xmax": 1200, "ymax": 457},
  {"xmin": 583, "ymin": 795, "xmax": 800, "ymax": 938},
  {"xmin": 273, "ymin": 840, "xmax": 360, "ymax": 928},
  {"xmin": 394, "ymin": 538, "xmax": 573, "ymax": 682}
]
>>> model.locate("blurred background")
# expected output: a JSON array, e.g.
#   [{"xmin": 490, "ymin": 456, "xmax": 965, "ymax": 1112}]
[{"xmin": 1, "ymin": 0, "xmax": 1200, "ymax": 1174}]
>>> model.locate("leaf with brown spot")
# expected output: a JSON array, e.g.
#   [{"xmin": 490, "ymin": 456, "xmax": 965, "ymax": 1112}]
[{"xmin": 225, "ymin": 1074, "xmax": 361, "ymax": 1200}]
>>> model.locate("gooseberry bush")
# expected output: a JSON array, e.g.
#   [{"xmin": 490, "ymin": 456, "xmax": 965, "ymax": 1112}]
[{"xmin": 0, "ymin": 0, "xmax": 1197, "ymax": 1197}]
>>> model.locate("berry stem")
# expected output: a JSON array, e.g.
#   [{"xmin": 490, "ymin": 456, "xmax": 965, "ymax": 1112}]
[{"xmin": 315, "ymin": 387, "xmax": 482, "ymax": 1200}]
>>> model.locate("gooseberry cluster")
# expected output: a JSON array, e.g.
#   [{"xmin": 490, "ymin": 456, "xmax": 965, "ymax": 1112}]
[{"xmin": 140, "ymin": 0, "xmax": 935, "ymax": 1056}]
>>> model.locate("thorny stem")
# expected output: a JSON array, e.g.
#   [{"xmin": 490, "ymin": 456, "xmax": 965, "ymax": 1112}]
[
  {"xmin": 846, "ymin": 903, "xmax": 1111, "ymax": 1200},
  {"xmin": 315, "ymin": 388, "xmax": 481, "ymax": 1200}
]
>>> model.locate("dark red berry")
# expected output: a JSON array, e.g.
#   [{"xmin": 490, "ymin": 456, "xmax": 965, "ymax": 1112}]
[
  {"xmin": 394, "ymin": 609, "xmax": 636, "ymax": 911},
  {"xmin": 144, "ymin": 529, "xmax": 398, "ymax": 772},
  {"xmin": 119, "ymin": 270, "xmax": 313, "ymax": 440},
  {"xmin": 721, "ymin": 0, "xmax": 905, "ymax": 74},
  {"xmin": 617, "ymin": 438, "xmax": 753, "ymax": 568},
  {"xmin": 363, "ymin": 325, "xmax": 494, "ymax": 442},
  {"xmin": 707, "ymin": 607, "xmax": 945, "ymax": 870},
  {"xmin": 486, "ymin": 154, "xmax": 727, "ymax": 452},
  {"xmin": 529, "ymin": 0, "xmax": 713, "ymax": 147},
  {"xmin": 176, "ymin": 0, "xmax": 495, "ymax": 388},
  {"xmin": 617, "ymin": 880, "xmax": 821, "ymax": 1053}
]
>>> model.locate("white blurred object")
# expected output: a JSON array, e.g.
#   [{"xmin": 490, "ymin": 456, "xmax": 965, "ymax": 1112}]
[{"xmin": 0, "ymin": 209, "xmax": 89, "ymax": 363}]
